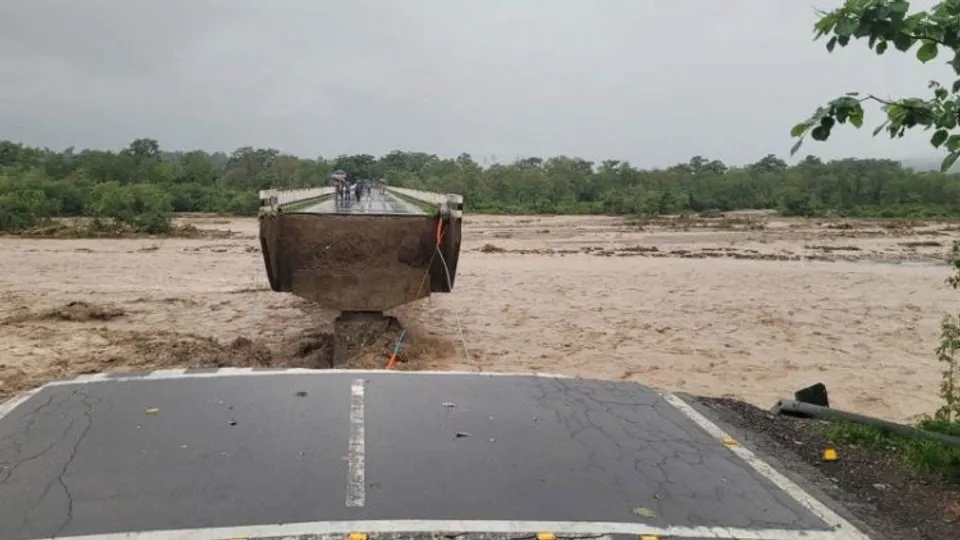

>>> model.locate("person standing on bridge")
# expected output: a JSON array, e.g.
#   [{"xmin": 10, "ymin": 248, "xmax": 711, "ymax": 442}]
[{"xmin": 331, "ymin": 170, "xmax": 348, "ymax": 205}]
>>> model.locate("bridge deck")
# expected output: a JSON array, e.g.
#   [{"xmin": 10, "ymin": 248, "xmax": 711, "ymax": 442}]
[
  {"xmin": 0, "ymin": 370, "xmax": 869, "ymax": 540},
  {"xmin": 298, "ymin": 191, "xmax": 426, "ymax": 215}
]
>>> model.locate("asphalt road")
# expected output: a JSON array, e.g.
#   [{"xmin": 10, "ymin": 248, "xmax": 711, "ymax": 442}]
[
  {"xmin": 300, "ymin": 189, "xmax": 425, "ymax": 215},
  {"xmin": 0, "ymin": 371, "xmax": 869, "ymax": 540}
]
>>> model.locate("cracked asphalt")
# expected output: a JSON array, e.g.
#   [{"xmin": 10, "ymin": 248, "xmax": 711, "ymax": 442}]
[{"xmin": 0, "ymin": 372, "xmax": 842, "ymax": 539}]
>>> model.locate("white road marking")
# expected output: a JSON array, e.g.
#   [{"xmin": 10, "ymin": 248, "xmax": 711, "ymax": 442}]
[
  {"xmin": 658, "ymin": 391, "xmax": 871, "ymax": 540},
  {"xmin": 29, "ymin": 519, "xmax": 851, "ymax": 540},
  {"xmin": 0, "ymin": 386, "xmax": 43, "ymax": 421},
  {"xmin": 1, "ymin": 369, "xmax": 572, "ymax": 420},
  {"xmin": 346, "ymin": 378, "xmax": 366, "ymax": 507},
  {"xmin": 31, "ymin": 368, "xmax": 573, "ymax": 388},
  {"xmin": 71, "ymin": 373, "xmax": 110, "ymax": 382},
  {"xmin": 3, "ymin": 370, "xmax": 873, "ymax": 540}
]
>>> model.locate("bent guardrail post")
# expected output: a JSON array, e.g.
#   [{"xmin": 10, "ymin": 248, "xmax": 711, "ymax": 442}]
[{"xmin": 773, "ymin": 398, "xmax": 960, "ymax": 448}]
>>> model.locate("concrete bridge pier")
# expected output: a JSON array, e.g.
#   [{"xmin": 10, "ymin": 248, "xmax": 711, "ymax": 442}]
[{"xmin": 333, "ymin": 310, "xmax": 399, "ymax": 366}]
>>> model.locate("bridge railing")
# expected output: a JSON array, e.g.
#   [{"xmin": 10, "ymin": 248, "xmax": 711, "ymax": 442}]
[
  {"xmin": 384, "ymin": 187, "xmax": 464, "ymax": 218},
  {"xmin": 259, "ymin": 185, "xmax": 464, "ymax": 217},
  {"xmin": 259, "ymin": 187, "xmax": 335, "ymax": 209}
]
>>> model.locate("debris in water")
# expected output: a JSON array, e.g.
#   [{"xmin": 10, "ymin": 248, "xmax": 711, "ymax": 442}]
[
  {"xmin": 145, "ymin": 408, "xmax": 160, "ymax": 415},
  {"xmin": 227, "ymin": 420, "xmax": 237, "ymax": 426},
  {"xmin": 455, "ymin": 431, "xmax": 471, "ymax": 439},
  {"xmin": 295, "ymin": 391, "xmax": 308, "ymax": 397},
  {"xmin": 441, "ymin": 401, "xmax": 456, "ymax": 408}
]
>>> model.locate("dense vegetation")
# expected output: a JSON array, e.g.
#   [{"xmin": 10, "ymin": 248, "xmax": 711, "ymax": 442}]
[{"xmin": 3, "ymin": 137, "xmax": 960, "ymax": 234}]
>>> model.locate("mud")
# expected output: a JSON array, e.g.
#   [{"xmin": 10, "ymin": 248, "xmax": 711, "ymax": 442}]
[
  {"xmin": 1, "ymin": 213, "xmax": 955, "ymax": 422},
  {"xmin": 332, "ymin": 312, "xmax": 401, "ymax": 367},
  {"xmin": 262, "ymin": 213, "xmax": 438, "ymax": 311},
  {"xmin": 0, "ymin": 299, "xmax": 444, "ymax": 398},
  {"xmin": 3, "ymin": 300, "xmax": 126, "ymax": 324}
]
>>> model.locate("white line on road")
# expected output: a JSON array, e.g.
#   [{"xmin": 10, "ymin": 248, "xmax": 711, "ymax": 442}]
[
  {"xmin": 0, "ymin": 386, "xmax": 43, "ymax": 421},
  {"xmin": 33, "ymin": 519, "xmax": 849, "ymax": 540},
  {"xmin": 659, "ymin": 391, "xmax": 871, "ymax": 540},
  {"xmin": 346, "ymin": 378, "xmax": 366, "ymax": 507},
  {"xmin": 32, "ymin": 369, "xmax": 573, "ymax": 390}
]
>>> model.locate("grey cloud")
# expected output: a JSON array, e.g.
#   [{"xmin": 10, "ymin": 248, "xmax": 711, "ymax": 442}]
[
  {"xmin": 0, "ymin": 0, "xmax": 953, "ymax": 166},
  {"xmin": 0, "ymin": 1, "xmax": 223, "ymax": 77}
]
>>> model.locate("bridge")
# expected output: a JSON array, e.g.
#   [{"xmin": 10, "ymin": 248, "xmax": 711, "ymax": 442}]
[
  {"xmin": 257, "ymin": 184, "xmax": 464, "ymax": 365},
  {"xmin": 258, "ymin": 186, "xmax": 464, "ymax": 217}
]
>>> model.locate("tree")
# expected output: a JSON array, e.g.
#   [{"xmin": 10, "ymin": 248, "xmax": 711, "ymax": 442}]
[
  {"xmin": 790, "ymin": 0, "xmax": 960, "ymax": 172},
  {"xmin": 789, "ymin": 0, "xmax": 960, "ymax": 423},
  {"xmin": 3, "ymin": 135, "xmax": 960, "ymax": 234}
]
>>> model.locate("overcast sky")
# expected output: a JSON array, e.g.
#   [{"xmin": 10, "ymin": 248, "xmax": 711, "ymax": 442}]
[{"xmin": 0, "ymin": 0, "xmax": 952, "ymax": 166}]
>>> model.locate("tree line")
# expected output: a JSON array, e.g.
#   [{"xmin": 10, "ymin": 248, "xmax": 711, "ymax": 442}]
[{"xmin": 2, "ymin": 137, "xmax": 960, "ymax": 233}]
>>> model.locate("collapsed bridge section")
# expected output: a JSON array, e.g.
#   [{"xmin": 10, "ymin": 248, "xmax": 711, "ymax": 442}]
[
  {"xmin": 258, "ymin": 184, "xmax": 464, "ymax": 365},
  {"xmin": 258, "ymin": 185, "xmax": 463, "ymax": 311}
]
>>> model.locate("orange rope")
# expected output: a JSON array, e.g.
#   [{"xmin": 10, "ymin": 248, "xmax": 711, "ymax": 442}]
[{"xmin": 385, "ymin": 217, "xmax": 447, "ymax": 370}]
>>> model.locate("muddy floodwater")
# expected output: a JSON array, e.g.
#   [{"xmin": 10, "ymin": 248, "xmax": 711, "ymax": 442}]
[{"xmin": 1, "ymin": 212, "xmax": 955, "ymax": 422}]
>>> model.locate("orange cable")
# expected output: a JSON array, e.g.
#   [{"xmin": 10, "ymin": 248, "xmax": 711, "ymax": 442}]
[{"xmin": 386, "ymin": 216, "xmax": 447, "ymax": 370}]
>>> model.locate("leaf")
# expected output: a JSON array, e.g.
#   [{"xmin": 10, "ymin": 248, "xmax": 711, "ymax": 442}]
[
  {"xmin": 889, "ymin": 0, "xmax": 910, "ymax": 16},
  {"xmin": 790, "ymin": 138, "xmax": 804, "ymax": 156},
  {"xmin": 886, "ymin": 104, "xmax": 908, "ymax": 122},
  {"xmin": 872, "ymin": 120, "xmax": 890, "ymax": 136},
  {"xmin": 946, "ymin": 135, "xmax": 960, "ymax": 152},
  {"xmin": 826, "ymin": 36, "xmax": 838, "ymax": 52},
  {"xmin": 876, "ymin": 41, "xmax": 888, "ymax": 55},
  {"xmin": 835, "ymin": 18, "xmax": 858, "ymax": 37},
  {"xmin": 790, "ymin": 122, "xmax": 809, "ymax": 137},
  {"xmin": 952, "ymin": 79, "xmax": 960, "ymax": 93},
  {"xmin": 633, "ymin": 507, "xmax": 657, "ymax": 518},
  {"xmin": 941, "ymin": 110, "xmax": 958, "ymax": 130},
  {"xmin": 942, "ymin": 150, "xmax": 960, "ymax": 172},
  {"xmin": 893, "ymin": 34, "xmax": 915, "ymax": 52},
  {"xmin": 932, "ymin": 129, "xmax": 949, "ymax": 148},
  {"xmin": 951, "ymin": 52, "xmax": 960, "ymax": 76},
  {"xmin": 917, "ymin": 41, "xmax": 939, "ymax": 63},
  {"xmin": 849, "ymin": 107, "xmax": 864, "ymax": 128}
]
